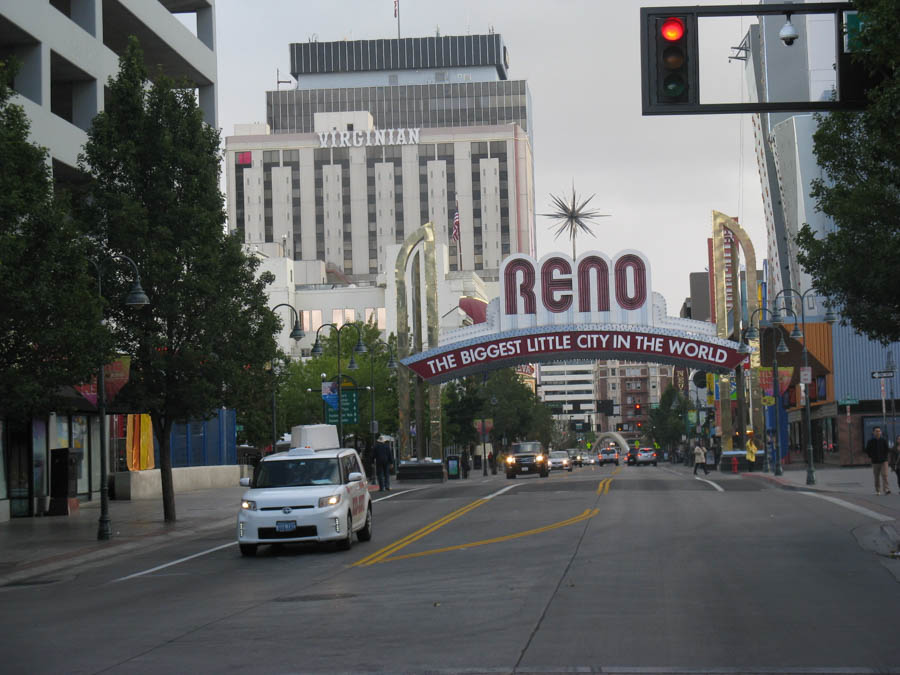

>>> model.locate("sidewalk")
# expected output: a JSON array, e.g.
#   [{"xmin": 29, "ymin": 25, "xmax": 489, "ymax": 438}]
[{"xmin": 0, "ymin": 471, "xmax": 500, "ymax": 587}]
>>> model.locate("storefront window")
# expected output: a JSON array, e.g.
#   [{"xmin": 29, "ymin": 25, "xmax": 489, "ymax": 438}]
[
  {"xmin": 32, "ymin": 419, "xmax": 47, "ymax": 498},
  {"xmin": 91, "ymin": 417, "xmax": 101, "ymax": 493},
  {"xmin": 72, "ymin": 415, "xmax": 89, "ymax": 494},
  {"xmin": 53, "ymin": 414, "xmax": 69, "ymax": 448}
]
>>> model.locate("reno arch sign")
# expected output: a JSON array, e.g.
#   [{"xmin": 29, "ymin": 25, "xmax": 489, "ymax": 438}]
[{"xmin": 401, "ymin": 250, "xmax": 746, "ymax": 383}]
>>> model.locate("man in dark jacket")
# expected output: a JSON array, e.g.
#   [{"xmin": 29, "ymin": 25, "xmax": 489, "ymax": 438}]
[
  {"xmin": 865, "ymin": 426, "xmax": 891, "ymax": 495},
  {"xmin": 373, "ymin": 436, "xmax": 394, "ymax": 491}
]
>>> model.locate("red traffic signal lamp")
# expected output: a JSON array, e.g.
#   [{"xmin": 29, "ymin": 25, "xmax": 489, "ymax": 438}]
[
  {"xmin": 634, "ymin": 403, "xmax": 642, "ymax": 412},
  {"xmin": 641, "ymin": 8, "xmax": 699, "ymax": 114}
]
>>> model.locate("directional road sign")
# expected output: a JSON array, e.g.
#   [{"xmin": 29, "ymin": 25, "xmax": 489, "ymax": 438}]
[
  {"xmin": 838, "ymin": 397, "xmax": 859, "ymax": 405},
  {"xmin": 871, "ymin": 370, "xmax": 895, "ymax": 379}
]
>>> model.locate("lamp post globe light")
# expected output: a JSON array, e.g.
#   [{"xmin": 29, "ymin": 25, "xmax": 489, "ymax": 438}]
[
  {"xmin": 90, "ymin": 253, "xmax": 149, "ymax": 541},
  {"xmin": 771, "ymin": 288, "xmax": 838, "ymax": 486},
  {"xmin": 268, "ymin": 304, "xmax": 305, "ymax": 449},
  {"xmin": 743, "ymin": 305, "xmax": 799, "ymax": 477},
  {"xmin": 311, "ymin": 322, "xmax": 366, "ymax": 446}
]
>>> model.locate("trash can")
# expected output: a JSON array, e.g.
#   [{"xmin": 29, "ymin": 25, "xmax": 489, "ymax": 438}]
[
  {"xmin": 446, "ymin": 455, "xmax": 460, "ymax": 479},
  {"xmin": 473, "ymin": 455, "xmax": 482, "ymax": 470}
]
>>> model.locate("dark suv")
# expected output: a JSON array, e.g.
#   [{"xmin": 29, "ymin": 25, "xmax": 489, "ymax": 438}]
[
  {"xmin": 505, "ymin": 441, "xmax": 549, "ymax": 479},
  {"xmin": 626, "ymin": 448, "xmax": 638, "ymax": 465}
]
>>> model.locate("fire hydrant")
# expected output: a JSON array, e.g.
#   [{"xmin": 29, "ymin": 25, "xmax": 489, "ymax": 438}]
[{"xmin": 731, "ymin": 456, "xmax": 739, "ymax": 473}]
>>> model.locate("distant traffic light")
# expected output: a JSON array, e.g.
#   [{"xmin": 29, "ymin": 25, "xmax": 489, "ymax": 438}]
[
  {"xmin": 634, "ymin": 403, "xmax": 642, "ymax": 412},
  {"xmin": 641, "ymin": 9, "xmax": 698, "ymax": 114}
]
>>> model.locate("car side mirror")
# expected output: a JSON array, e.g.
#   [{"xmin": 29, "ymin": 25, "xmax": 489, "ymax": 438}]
[
  {"xmin": 239, "ymin": 477, "xmax": 251, "ymax": 487},
  {"xmin": 348, "ymin": 472, "xmax": 363, "ymax": 483}
]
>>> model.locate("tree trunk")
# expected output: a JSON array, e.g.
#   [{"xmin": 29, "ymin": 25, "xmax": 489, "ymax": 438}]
[{"xmin": 152, "ymin": 415, "xmax": 177, "ymax": 522}]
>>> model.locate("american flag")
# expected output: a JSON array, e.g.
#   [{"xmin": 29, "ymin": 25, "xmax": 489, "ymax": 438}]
[{"xmin": 452, "ymin": 210, "xmax": 460, "ymax": 242}]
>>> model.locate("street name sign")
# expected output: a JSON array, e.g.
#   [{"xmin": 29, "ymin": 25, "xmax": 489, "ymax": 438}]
[
  {"xmin": 871, "ymin": 370, "xmax": 895, "ymax": 379},
  {"xmin": 838, "ymin": 397, "xmax": 859, "ymax": 405}
]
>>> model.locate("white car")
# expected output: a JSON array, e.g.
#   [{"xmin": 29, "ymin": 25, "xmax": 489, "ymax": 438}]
[
  {"xmin": 548, "ymin": 450, "xmax": 573, "ymax": 472},
  {"xmin": 237, "ymin": 446, "xmax": 372, "ymax": 556}
]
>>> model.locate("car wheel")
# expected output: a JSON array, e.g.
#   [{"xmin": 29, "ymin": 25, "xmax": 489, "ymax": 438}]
[
  {"xmin": 337, "ymin": 512, "xmax": 353, "ymax": 551},
  {"xmin": 357, "ymin": 505, "xmax": 373, "ymax": 541},
  {"xmin": 541, "ymin": 470, "xmax": 549, "ymax": 478},
  {"xmin": 615, "ymin": 461, "xmax": 619, "ymax": 466},
  {"xmin": 239, "ymin": 543, "xmax": 257, "ymax": 557},
  {"xmin": 507, "ymin": 472, "xmax": 516, "ymax": 479},
  {"xmin": 568, "ymin": 466, "xmax": 573, "ymax": 472},
  {"xmin": 653, "ymin": 462, "xmax": 658, "ymax": 466}
]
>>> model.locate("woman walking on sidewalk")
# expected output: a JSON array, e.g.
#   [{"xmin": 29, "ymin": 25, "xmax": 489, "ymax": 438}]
[{"xmin": 693, "ymin": 443, "xmax": 709, "ymax": 476}]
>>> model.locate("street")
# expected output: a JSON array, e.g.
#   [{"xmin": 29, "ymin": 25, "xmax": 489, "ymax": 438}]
[{"xmin": 3, "ymin": 464, "xmax": 900, "ymax": 674}]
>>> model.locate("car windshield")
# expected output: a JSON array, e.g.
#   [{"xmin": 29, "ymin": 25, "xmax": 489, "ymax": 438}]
[
  {"xmin": 512, "ymin": 442, "xmax": 542, "ymax": 454},
  {"xmin": 550, "ymin": 451, "xmax": 568, "ymax": 458},
  {"xmin": 255, "ymin": 458, "xmax": 340, "ymax": 488},
  {"xmin": 602, "ymin": 449, "xmax": 615, "ymax": 454}
]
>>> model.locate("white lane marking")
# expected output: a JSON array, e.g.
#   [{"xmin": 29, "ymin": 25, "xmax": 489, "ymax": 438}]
[
  {"xmin": 798, "ymin": 491, "xmax": 895, "ymax": 522},
  {"xmin": 111, "ymin": 542, "xmax": 236, "ymax": 583},
  {"xmin": 372, "ymin": 486, "xmax": 430, "ymax": 502},
  {"xmin": 484, "ymin": 484, "xmax": 522, "ymax": 500},
  {"xmin": 694, "ymin": 476, "xmax": 725, "ymax": 492}
]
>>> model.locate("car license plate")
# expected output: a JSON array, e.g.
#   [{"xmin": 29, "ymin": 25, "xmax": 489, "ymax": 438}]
[
  {"xmin": 522, "ymin": 466, "xmax": 531, "ymax": 472},
  {"xmin": 276, "ymin": 521, "xmax": 296, "ymax": 533}
]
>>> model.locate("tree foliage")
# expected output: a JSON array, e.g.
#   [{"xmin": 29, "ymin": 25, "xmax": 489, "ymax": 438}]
[
  {"xmin": 0, "ymin": 59, "xmax": 110, "ymax": 417},
  {"xmin": 643, "ymin": 385, "xmax": 688, "ymax": 451},
  {"xmin": 78, "ymin": 39, "xmax": 280, "ymax": 521},
  {"xmin": 796, "ymin": 0, "xmax": 900, "ymax": 343}
]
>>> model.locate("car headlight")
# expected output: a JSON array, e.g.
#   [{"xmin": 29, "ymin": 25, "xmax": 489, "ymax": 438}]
[
  {"xmin": 241, "ymin": 500, "xmax": 257, "ymax": 511},
  {"xmin": 506, "ymin": 456, "xmax": 515, "ymax": 464},
  {"xmin": 536, "ymin": 455, "xmax": 544, "ymax": 462},
  {"xmin": 318, "ymin": 494, "xmax": 341, "ymax": 508}
]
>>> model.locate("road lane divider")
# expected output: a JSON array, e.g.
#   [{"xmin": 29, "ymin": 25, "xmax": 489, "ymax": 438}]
[
  {"xmin": 597, "ymin": 478, "xmax": 612, "ymax": 495},
  {"xmin": 352, "ymin": 498, "xmax": 488, "ymax": 567},
  {"xmin": 379, "ymin": 508, "xmax": 601, "ymax": 564}
]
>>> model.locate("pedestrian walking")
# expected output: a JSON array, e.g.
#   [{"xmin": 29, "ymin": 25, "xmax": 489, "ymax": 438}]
[
  {"xmin": 373, "ymin": 435, "xmax": 394, "ymax": 492},
  {"xmin": 745, "ymin": 436, "xmax": 757, "ymax": 472},
  {"xmin": 693, "ymin": 443, "xmax": 709, "ymax": 476},
  {"xmin": 865, "ymin": 426, "xmax": 891, "ymax": 495},
  {"xmin": 461, "ymin": 450, "xmax": 471, "ymax": 479},
  {"xmin": 892, "ymin": 435, "xmax": 900, "ymax": 492}
]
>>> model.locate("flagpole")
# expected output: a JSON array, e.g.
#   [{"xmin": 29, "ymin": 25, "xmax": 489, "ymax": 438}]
[
  {"xmin": 396, "ymin": 1, "xmax": 401, "ymax": 40},
  {"xmin": 456, "ymin": 193, "xmax": 463, "ymax": 271}
]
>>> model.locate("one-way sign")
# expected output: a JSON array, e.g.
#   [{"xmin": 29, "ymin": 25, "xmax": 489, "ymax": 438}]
[{"xmin": 871, "ymin": 370, "xmax": 895, "ymax": 379}]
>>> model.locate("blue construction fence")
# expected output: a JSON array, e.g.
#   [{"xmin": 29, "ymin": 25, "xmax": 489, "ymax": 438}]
[{"xmin": 152, "ymin": 408, "xmax": 237, "ymax": 467}]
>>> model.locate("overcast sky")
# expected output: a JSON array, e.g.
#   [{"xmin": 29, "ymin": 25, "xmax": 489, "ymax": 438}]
[{"xmin": 208, "ymin": 0, "xmax": 768, "ymax": 314}]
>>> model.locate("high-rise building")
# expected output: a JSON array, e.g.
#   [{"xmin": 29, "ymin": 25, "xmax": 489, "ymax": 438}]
[
  {"xmin": 0, "ymin": 0, "xmax": 217, "ymax": 182},
  {"xmin": 594, "ymin": 361, "xmax": 673, "ymax": 443},
  {"xmin": 225, "ymin": 34, "xmax": 535, "ymax": 285}
]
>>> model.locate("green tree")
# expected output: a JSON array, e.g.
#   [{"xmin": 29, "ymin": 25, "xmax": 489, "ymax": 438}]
[
  {"xmin": 796, "ymin": 0, "xmax": 900, "ymax": 343},
  {"xmin": 78, "ymin": 39, "xmax": 280, "ymax": 522},
  {"xmin": 442, "ymin": 377, "xmax": 482, "ymax": 449},
  {"xmin": 0, "ymin": 59, "xmax": 109, "ymax": 417},
  {"xmin": 644, "ymin": 385, "xmax": 689, "ymax": 452}
]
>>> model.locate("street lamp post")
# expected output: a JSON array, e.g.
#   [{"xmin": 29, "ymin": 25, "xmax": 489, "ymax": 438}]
[
  {"xmin": 366, "ymin": 339, "xmax": 398, "ymax": 442},
  {"xmin": 90, "ymin": 254, "xmax": 149, "ymax": 541},
  {"xmin": 744, "ymin": 305, "xmax": 799, "ymax": 477},
  {"xmin": 311, "ymin": 322, "xmax": 367, "ymax": 446},
  {"xmin": 268, "ymin": 304, "xmax": 305, "ymax": 449},
  {"xmin": 772, "ymin": 289, "xmax": 838, "ymax": 485}
]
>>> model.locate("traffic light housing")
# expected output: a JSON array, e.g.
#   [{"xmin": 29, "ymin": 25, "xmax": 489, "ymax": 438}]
[
  {"xmin": 641, "ymin": 8, "xmax": 699, "ymax": 114},
  {"xmin": 634, "ymin": 403, "xmax": 642, "ymax": 413}
]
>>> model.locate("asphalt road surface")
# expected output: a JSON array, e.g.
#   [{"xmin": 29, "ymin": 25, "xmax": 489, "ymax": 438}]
[{"xmin": 3, "ymin": 463, "xmax": 900, "ymax": 674}]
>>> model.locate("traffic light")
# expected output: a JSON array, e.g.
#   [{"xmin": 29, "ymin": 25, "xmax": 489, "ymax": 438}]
[
  {"xmin": 641, "ymin": 9, "xmax": 698, "ymax": 114},
  {"xmin": 634, "ymin": 403, "xmax": 642, "ymax": 413},
  {"xmin": 616, "ymin": 423, "xmax": 624, "ymax": 432}
]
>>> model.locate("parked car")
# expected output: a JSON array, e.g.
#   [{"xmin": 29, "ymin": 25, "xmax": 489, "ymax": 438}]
[
  {"xmin": 599, "ymin": 448, "xmax": 619, "ymax": 466},
  {"xmin": 635, "ymin": 447, "xmax": 658, "ymax": 466},
  {"xmin": 549, "ymin": 450, "xmax": 573, "ymax": 472}
]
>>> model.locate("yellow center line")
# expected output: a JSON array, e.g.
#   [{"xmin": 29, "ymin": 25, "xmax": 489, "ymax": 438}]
[
  {"xmin": 352, "ymin": 498, "xmax": 488, "ymax": 567},
  {"xmin": 379, "ymin": 508, "xmax": 600, "ymax": 564}
]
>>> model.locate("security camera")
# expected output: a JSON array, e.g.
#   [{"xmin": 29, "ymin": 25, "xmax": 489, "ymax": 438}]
[{"xmin": 779, "ymin": 16, "xmax": 799, "ymax": 46}]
